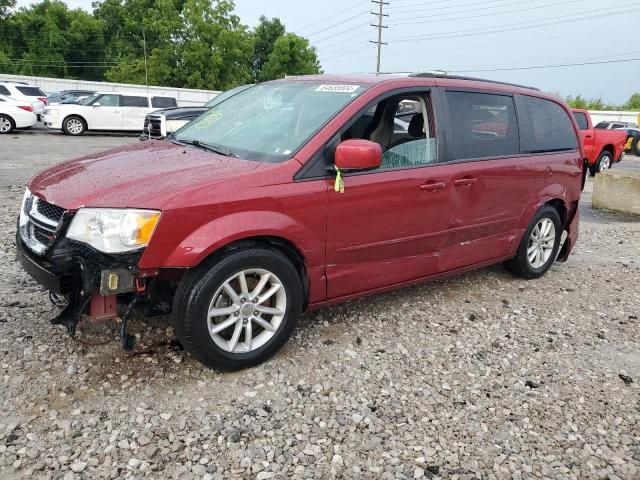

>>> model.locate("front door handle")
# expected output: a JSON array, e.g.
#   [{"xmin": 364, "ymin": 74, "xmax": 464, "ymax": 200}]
[
  {"xmin": 453, "ymin": 177, "xmax": 477, "ymax": 187},
  {"xmin": 420, "ymin": 181, "xmax": 447, "ymax": 192}
]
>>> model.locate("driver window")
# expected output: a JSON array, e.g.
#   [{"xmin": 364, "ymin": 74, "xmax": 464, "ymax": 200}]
[{"xmin": 342, "ymin": 93, "xmax": 437, "ymax": 170}]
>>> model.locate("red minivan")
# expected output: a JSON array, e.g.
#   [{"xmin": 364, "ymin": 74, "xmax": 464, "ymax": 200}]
[{"xmin": 17, "ymin": 74, "xmax": 582, "ymax": 369}]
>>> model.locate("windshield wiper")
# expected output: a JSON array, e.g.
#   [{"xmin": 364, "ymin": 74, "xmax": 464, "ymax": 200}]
[{"xmin": 178, "ymin": 138, "xmax": 236, "ymax": 157}]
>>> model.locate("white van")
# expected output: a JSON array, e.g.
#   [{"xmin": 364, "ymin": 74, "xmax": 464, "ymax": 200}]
[{"xmin": 42, "ymin": 92, "xmax": 177, "ymax": 135}]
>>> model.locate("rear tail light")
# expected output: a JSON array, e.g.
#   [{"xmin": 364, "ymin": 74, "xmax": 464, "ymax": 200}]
[
  {"xmin": 18, "ymin": 105, "xmax": 33, "ymax": 112},
  {"xmin": 38, "ymin": 97, "xmax": 48, "ymax": 105}
]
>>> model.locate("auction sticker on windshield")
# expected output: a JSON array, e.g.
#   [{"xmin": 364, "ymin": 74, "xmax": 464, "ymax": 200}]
[{"xmin": 315, "ymin": 85, "xmax": 360, "ymax": 93}]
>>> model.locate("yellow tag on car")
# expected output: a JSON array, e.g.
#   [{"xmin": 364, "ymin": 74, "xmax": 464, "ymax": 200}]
[{"xmin": 334, "ymin": 167, "xmax": 344, "ymax": 194}]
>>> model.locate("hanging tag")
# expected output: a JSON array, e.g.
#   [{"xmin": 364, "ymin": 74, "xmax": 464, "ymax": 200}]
[{"xmin": 334, "ymin": 167, "xmax": 345, "ymax": 194}]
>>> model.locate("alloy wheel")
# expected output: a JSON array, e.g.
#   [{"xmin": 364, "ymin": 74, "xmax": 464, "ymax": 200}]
[
  {"xmin": 207, "ymin": 268, "xmax": 287, "ymax": 353},
  {"xmin": 0, "ymin": 117, "xmax": 11, "ymax": 133},
  {"xmin": 600, "ymin": 155, "xmax": 611, "ymax": 171},
  {"xmin": 66, "ymin": 118, "xmax": 83, "ymax": 134},
  {"xmin": 527, "ymin": 218, "xmax": 556, "ymax": 269}
]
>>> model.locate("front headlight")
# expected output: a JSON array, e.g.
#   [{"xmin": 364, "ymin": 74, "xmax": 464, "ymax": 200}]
[
  {"xmin": 19, "ymin": 188, "xmax": 32, "ymax": 227},
  {"xmin": 66, "ymin": 208, "xmax": 161, "ymax": 253}
]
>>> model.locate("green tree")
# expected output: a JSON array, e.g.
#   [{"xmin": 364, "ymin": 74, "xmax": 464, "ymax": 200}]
[
  {"xmin": 0, "ymin": 0, "xmax": 15, "ymax": 18},
  {"xmin": 260, "ymin": 33, "xmax": 320, "ymax": 81},
  {"xmin": 623, "ymin": 93, "xmax": 640, "ymax": 111},
  {"xmin": 252, "ymin": 15, "xmax": 284, "ymax": 82}
]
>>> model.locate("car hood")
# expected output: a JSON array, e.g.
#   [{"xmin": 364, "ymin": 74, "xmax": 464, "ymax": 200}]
[
  {"xmin": 28, "ymin": 141, "xmax": 263, "ymax": 211},
  {"xmin": 150, "ymin": 106, "xmax": 209, "ymax": 119}
]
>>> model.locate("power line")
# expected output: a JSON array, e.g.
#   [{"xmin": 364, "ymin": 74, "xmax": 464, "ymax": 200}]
[
  {"xmin": 305, "ymin": 10, "xmax": 370, "ymax": 38},
  {"xmin": 388, "ymin": 0, "xmax": 581, "ymax": 26},
  {"xmin": 388, "ymin": 4, "xmax": 640, "ymax": 42},
  {"xmin": 370, "ymin": 0, "xmax": 389, "ymax": 73},
  {"xmin": 447, "ymin": 57, "xmax": 640, "ymax": 74},
  {"xmin": 293, "ymin": 0, "xmax": 369, "ymax": 33}
]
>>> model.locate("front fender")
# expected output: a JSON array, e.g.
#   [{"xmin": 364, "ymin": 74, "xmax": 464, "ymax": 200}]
[{"xmin": 139, "ymin": 210, "xmax": 323, "ymax": 270}]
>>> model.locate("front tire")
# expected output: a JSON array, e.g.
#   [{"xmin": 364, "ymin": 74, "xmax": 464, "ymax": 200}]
[
  {"xmin": 505, "ymin": 205, "xmax": 562, "ymax": 280},
  {"xmin": 62, "ymin": 115, "xmax": 86, "ymax": 135},
  {"xmin": 174, "ymin": 247, "xmax": 303, "ymax": 370},
  {"xmin": 0, "ymin": 114, "xmax": 14, "ymax": 134},
  {"xmin": 589, "ymin": 150, "xmax": 612, "ymax": 176}
]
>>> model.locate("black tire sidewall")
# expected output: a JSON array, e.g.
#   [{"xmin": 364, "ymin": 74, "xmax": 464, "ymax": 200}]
[
  {"xmin": 513, "ymin": 206, "xmax": 562, "ymax": 279},
  {"xmin": 176, "ymin": 248, "xmax": 303, "ymax": 370},
  {"xmin": 633, "ymin": 136, "xmax": 640, "ymax": 157},
  {"xmin": 63, "ymin": 116, "xmax": 85, "ymax": 135},
  {"xmin": 0, "ymin": 114, "xmax": 14, "ymax": 134}
]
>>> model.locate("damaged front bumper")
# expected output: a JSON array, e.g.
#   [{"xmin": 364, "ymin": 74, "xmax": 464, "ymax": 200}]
[{"xmin": 16, "ymin": 230, "xmax": 150, "ymax": 345}]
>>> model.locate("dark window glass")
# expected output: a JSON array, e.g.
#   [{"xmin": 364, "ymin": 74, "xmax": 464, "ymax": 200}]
[
  {"xmin": 0, "ymin": 98, "xmax": 5, "ymax": 102},
  {"xmin": 0, "ymin": 86, "xmax": 11, "ymax": 95},
  {"xmin": 520, "ymin": 96, "xmax": 577, "ymax": 153},
  {"xmin": 446, "ymin": 91, "xmax": 519, "ymax": 160},
  {"xmin": 151, "ymin": 97, "xmax": 177, "ymax": 108},
  {"xmin": 573, "ymin": 112, "xmax": 589, "ymax": 130},
  {"xmin": 595, "ymin": 122, "xmax": 609, "ymax": 129},
  {"xmin": 611, "ymin": 123, "xmax": 625, "ymax": 129},
  {"xmin": 122, "ymin": 96, "xmax": 149, "ymax": 107},
  {"xmin": 16, "ymin": 86, "xmax": 45, "ymax": 96}
]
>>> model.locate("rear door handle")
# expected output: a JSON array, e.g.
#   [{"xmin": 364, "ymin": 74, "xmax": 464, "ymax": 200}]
[
  {"xmin": 420, "ymin": 181, "xmax": 447, "ymax": 192},
  {"xmin": 453, "ymin": 177, "xmax": 477, "ymax": 187}
]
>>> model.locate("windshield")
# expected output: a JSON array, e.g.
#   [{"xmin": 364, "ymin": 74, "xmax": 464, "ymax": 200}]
[
  {"xmin": 175, "ymin": 81, "xmax": 367, "ymax": 162},
  {"xmin": 78, "ymin": 95, "xmax": 99, "ymax": 106},
  {"xmin": 204, "ymin": 85, "xmax": 252, "ymax": 108}
]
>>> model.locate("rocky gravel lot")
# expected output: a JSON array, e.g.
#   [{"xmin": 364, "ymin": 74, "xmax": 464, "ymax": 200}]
[{"xmin": 0, "ymin": 138, "xmax": 639, "ymax": 480}]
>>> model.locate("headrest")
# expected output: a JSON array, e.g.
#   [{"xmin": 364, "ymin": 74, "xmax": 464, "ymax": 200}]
[{"xmin": 408, "ymin": 114, "xmax": 424, "ymax": 137}]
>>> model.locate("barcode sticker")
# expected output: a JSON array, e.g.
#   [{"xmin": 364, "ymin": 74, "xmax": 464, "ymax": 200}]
[{"xmin": 315, "ymin": 84, "xmax": 360, "ymax": 93}]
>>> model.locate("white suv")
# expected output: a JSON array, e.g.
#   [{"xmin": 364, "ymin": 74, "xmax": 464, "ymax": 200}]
[
  {"xmin": 43, "ymin": 92, "xmax": 177, "ymax": 135},
  {"xmin": 0, "ymin": 82, "xmax": 47, "ymax": 115}
]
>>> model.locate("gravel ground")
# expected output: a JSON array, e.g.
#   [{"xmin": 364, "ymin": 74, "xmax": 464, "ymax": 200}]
[{"xmin": 0, "ymin": 142, "xmax": 639, "ymax": 479}]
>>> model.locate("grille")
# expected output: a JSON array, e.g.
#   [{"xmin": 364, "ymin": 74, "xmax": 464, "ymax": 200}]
[{"xmin": 19, "ymin": 194, "xmax": 66, "ymax": 255}]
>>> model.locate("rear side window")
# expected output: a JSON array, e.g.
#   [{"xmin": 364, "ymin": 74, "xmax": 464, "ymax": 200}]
[
  {"xmin": 151, "ymin": 97, "xmax": 177, "ymax": 108},
  {"xmin": 0, "ymin": 86, "xmax": 10, "ymax": 95},
  {"xmin": 611, "ymin": 123, "xmax": 625, "ymax": 129},
  {"xmin": 16, "ymin": 86, "xmax": 45, "ymax": 96},
  {"xmin": 595, "ymin": 122, "xmax": 609, "ymax": 129},
  {"xmin": 446, "ymin": 91, "xmax": 519, "ymax": 160},
  {"xmin": 573, "ymin": 112, "xmax": 589, "ymax": 130},
  {"xmin": 520, "ymin": 96, "xmax": 577, "ymax": 153},
  {"xmin": 122, "ymin": 96, "xmax": 149, "ymax": 107}
]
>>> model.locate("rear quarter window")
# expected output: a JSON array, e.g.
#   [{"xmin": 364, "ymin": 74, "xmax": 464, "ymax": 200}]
[
  {"xmin": 152, "ymin": 97, "xmax": 177, "ymax": 108},
  {"xmin": 16, "ymin": 86, "xmax": 45, "ymax": 96},
  {"xmin": 0, "ymin": 86, "xmax": 11, "ymax": 95},
  {"xmin": 519, "ymin": 96, "xmax": 577, "ymax": 153}
]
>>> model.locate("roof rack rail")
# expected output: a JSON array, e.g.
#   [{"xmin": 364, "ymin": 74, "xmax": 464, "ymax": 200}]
[{"xmin": 408, "ymin": 72, "xmax": 540, "ymax": 91}]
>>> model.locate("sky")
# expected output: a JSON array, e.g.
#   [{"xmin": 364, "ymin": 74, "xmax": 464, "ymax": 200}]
[{"xmin": 14, "ymin": 0, "xmax": 640, "ymax": 104}]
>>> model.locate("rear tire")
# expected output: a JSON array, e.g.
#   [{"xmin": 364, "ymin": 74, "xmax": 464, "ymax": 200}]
[
  {"xmin": 505, "ymin": 205, "xmax": 562, "ymax": 280},
  {"xmin": 589, "ymin": 150, "xmax": 612, "ymax": 176},
  {"xmin": 62, "ymin": 115, "xmax": 86, "ymax": 135},
  {"xmin": 0, "ymin": 114, "xmax": 14, "ymax": 134},
  {"xmin": 173, "ymin": 247, "xmax": 303, "ymax": 370}
]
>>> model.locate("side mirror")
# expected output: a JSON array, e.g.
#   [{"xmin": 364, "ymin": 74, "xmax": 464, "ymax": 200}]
[{"xmin": 334, "ymin": 139, "xmax": 382, "ymax": 171}]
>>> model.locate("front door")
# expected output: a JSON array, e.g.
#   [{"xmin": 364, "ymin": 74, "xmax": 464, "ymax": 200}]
[
  {"xmin": 325, "ymin": 91, "xmax": 451, "ymax": 298},
  {"xmin": 89, "ymin": 94, "xmax": 122, "ymax": 130}
]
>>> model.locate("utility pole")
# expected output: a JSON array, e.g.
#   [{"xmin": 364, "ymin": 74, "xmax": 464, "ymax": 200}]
[
  {"xmin": 370, "ymin": 0, "xmax": 389, "ymax": 74},
  {"xmin": 142, "ymin": 30, "xmax": 149, "ymax": 88}
]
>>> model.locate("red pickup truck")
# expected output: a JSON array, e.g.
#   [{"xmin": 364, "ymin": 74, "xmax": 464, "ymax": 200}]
[{"xmin": 572, "ymin": 109, "xmax": 627, "ymax": 176}]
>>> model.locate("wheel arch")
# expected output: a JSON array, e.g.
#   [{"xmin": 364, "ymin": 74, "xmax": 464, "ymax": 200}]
[
  {"xmin": 198, "ymin": 236, "xmax": 310, "ymax": 309},
  {"xmin": 0, "ymin": 113, "xmax": 15, "ymax": 131},
  {"xmin": 63, "ymin": 113, "xmax": 87, "ymax": 129}
]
